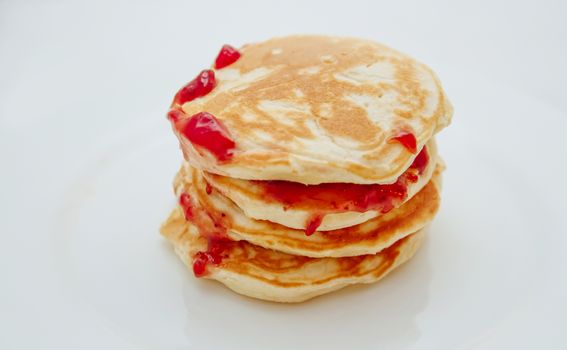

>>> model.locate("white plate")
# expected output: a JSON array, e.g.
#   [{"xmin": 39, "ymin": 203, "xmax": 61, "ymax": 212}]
[{"xmin": 2, "ymin": 68, "xmax": 567, "ymax": 348}]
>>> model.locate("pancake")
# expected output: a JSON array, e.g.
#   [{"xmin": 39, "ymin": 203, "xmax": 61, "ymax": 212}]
[
  {"xmin": 161, "ymin": 35, "xmax": 452, "ymax": 303},
  {"xmin": 160, "ymin": 206, "xmax": 426, "ymax": 303},
  {"xmin": 171, "ymin": 35, "xmax": 453, "ymax": 184},
  {"xmin": 172, "ymin": 162, "xmax": 442, "ymax": 258},
  {"xmin": 203, "ymin": 140, "xmax": 438, "ymax": 231}
]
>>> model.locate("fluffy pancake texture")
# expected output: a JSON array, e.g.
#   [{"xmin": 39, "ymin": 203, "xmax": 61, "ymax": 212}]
[
  {"xmin": 161, "ymin": 35, "xmax": 452, "ymax": 303},
  {"xmin": 175, "ymin": 35, "xmax": 453, "ymax": 184},
  {"xmin": 160, "ymin": 207, "xmax": 425, "ymax": 303},
  {"xmin": 202, "ymin": 140, "xmax": 438, "ymax": 231},
  {"xmin": 174, "ymin": 162, "xmax": 442, "ymax": 258}
]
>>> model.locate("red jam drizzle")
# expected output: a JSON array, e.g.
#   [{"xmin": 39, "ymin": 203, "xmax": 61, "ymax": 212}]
[
  {"xmin": 179, "ymin": 112, "xmax": 236, "ymax": 161},
  {"xmin": 305, "ymin": 214, "xmax": 323, "ymax": 236},
  {"xmin": 410, "ymin": 145, "xmax": 429, "ymax": 175},
  {"xmin": 179, "ymin": 193, "xmax": 194, "ymax": 220},
  {"xmin": 205, "ymin": 182, "xmax": 213, "ymax": 195},
  {"xmin": 192, "ymin": 237, "xmax": 233, "ymax": 277},
  {"xmin": 178, "ymin": 192, "xmax": 232, "ymax": 277},
  {"xmin": 173, "ymin": 69, "xmax": 216, "ymax": 105},
  {"xmin": 389, "ymin": 131, "xmax": 417, "ymax": 154},
  {"xmin": 259, "ymin": 146, "xmax": 429, "ymax": 235},
  {"xmin": 167, "ymin": 108, "xmax": 185, "ymax": 123},
  {"xmin": 214, "ymin": 45, "xmax": 241, "ymax": 69},
  {"xmin": 406, "ymin": 172, "xmax": 419, "ymax": 183}
]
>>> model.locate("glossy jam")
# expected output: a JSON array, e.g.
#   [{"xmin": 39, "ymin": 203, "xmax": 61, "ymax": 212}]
[
  {"xmin": 179, "ymin": 112, "xmax": 236, "ymax": 161},
  {"xmin": 192, "ymin": 237, "xmax": 233, "ymax": 277},
  {"xmin": 214, "ymin": 45, "xmax": 241, "ymax": 69},
  {"xmin": 167, "ymin": 108, "xmax": 185, "ymax": 123},
  {"xmin": 259, "ymin": 146, "xmax": 429, "ymax": 234},
  {"xmin": 305, "ymin": 214, "xmax": 323, "ymax": 236},
  {"xmin": 179, "ymin": 192, "xmax": 232, "ymax": 277},
  {"xmin": 179, "ymin": 193, "xmax": 194, "ymax": 220},
  {"xmin": 410, "ymin": 145, "xmax": 429, "ymax": 175},
  {"xmin": 389, "ymin": 131, "xmax": 417, "ymax": 154},
  {"xmin": 180, "ymin": 191, "xmax": 227, "ymax": 238},
  {"xmin": 173, "ymin": 69, "xmax": 216, "ymax": 105},
  {"xmin": 406, "ymin": 172, "xmax": 419, "ymax": 183}
]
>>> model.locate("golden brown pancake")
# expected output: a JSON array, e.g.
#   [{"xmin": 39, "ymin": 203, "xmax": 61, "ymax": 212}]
[
  {"xmin": 172, "ymin": 162, "xmax": 442, "ymax": 258},
  {"xmin": 161, "ymin": 35, "xmax": 452, "ymax": 303},
  {"xmin": 172, "ymin": 35, "xmax": 453, "ymax": 184},
  {"xmin": 160, "ymin": 206, "xmax": 426, "ymax": 303}
]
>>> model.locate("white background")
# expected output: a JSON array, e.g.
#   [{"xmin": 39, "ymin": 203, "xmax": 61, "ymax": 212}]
[{"xmin": 1, "ymin": 0, "xmax": 566, "ymax": 349}]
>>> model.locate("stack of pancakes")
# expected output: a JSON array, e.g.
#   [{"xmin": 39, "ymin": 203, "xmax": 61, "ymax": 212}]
[{"xmin": 160, "ymin": 35, "xmax": 452, "ymax": 303}]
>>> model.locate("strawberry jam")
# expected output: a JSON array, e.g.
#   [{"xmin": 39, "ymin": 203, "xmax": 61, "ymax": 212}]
[
  {"xmin": 167, "ymin": 108, "xmax": 185, "ymax": 123},
  {"xmin": 410, "ymin": 145, "xmax": 429, "ymax": 175},
  {"xmin": 259, "ymin": 146, "xmax": 429, "ymax": 234},
  {"xmin": 305, "ymin": 214, "xmax": 324, "ymax": 236},
  {"xmin": 179, "ymin": 193, "xmax": 194, "ymax": 220},
  {"xmin": 192, "ymin": 252, "xmax": 209, "ymax": 277},
  {"xmin": 389, "ymin": 131, "xmax": 417, "ymax": 154},
  {"xmin": 178, "ymin": 192, "xmax": 232, "ymax": 277},
  {"xmin": 214, "ymin": 45, "xmax": 241, "ymax": 69},
  {"xmin": 173, "ymin": 69, "xmax": 216, "ymax": 106},
  {"xmin": 179, "ymin": 112, "xmax": 236, "ymax": 162},
  {"xmin": 205, "ymin": 182, "xmax": 213, "ymax": 195},
  {"xmin": 192, "ymin": 237, "xmax": 232, "ymax": 277}
]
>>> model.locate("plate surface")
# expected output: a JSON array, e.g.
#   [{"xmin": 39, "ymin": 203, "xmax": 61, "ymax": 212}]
[{"xmin": 1, "ymin": 2, "xmax": 566, "ymax": 347}]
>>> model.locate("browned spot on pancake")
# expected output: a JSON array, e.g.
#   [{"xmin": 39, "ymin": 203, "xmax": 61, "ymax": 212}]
[{"xmin": 318, "ymin": 102, "xmax": 379, "ymax": 143}]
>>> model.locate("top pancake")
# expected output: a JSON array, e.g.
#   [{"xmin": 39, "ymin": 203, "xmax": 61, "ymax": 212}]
[{"xmin": 176, "ymin": 35, "xmax": 453, "ymax": 184}]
